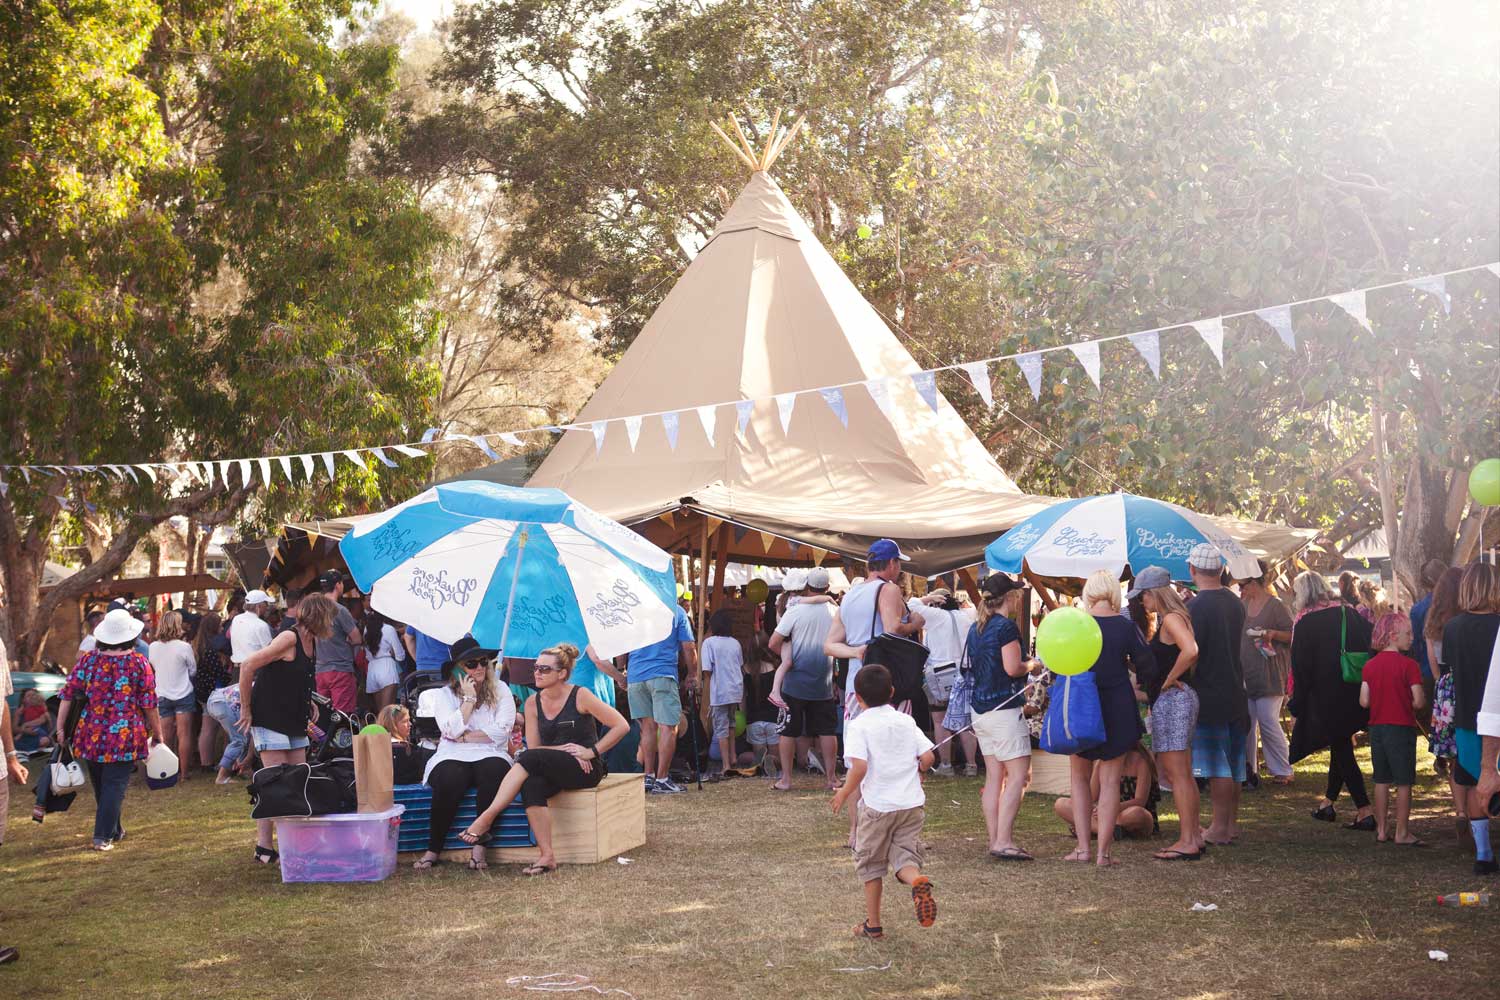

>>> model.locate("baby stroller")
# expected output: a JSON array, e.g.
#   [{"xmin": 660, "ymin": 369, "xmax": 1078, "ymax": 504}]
[
  {"xmin": 400, "ymin": 671, "xmax": 449, "ymax": 748},
  {"xmin": 308, "ymin": 691, "xmax": 358, "ymax": 763}
]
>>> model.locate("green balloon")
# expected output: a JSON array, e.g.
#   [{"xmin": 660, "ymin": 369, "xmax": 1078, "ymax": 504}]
[
  {"xmin": 1469, "ymin": 458, "xmax": 1500, "ymax": 507},
  {"xmin": 734, "ymin": 709, "xmax": 747, "ymax": 737},
  {"xmin": 359, "ymin": 724, "xmax": 388, "ymax": 736},
  {"xmin": 856, "ymin": 224, "xmax": 872, "ymax": 240},
  {"xmin": 1035, "ymin": 606, "xmax": 1103, "ymax": 676},
  {"xmin": 746, "ymin": 579, "xmax": 769, "ymax": 603}
]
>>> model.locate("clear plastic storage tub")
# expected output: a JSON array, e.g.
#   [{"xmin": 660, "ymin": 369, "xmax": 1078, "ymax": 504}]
[{"xmin": 274, "ymin": 805, "xmax": 405, "ymax": 883}]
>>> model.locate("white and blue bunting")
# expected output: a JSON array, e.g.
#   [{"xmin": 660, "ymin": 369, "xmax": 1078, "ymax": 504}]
[{"xmin": 3, "ymin": 262, "xmax": 1494, "ymax": 491}]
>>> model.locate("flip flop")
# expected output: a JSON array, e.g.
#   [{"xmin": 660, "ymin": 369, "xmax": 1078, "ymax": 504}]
[
  {"xmin": 458, "ymin": 825, "xmax": 488, "ymax": 845},
  {"xmin": 466, "ymin": 857, "xmax": 489, "ymax": 870},
  {"xmin": 412, "ymin": 857, "xmax": 444, "ymax": 871},
  {"xmin": 522, "ymin": 862, "xmax": 557, "ymax": 877},
  {"xmin": 1153, "ymin": 849, "xmax": 1202, "ymax": 861},
  {"xmin": 1395, "ymin": 839, "xmax": 1427, "ymax": 847},
  {"xmin": 989, "ymin": 847, "xmax": 1034, "ymax": 862}
]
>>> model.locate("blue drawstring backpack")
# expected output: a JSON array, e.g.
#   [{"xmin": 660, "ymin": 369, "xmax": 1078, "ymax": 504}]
[{"xmin": 1038, "ymin": 671, "xmax": 1105, "ymax": 755}]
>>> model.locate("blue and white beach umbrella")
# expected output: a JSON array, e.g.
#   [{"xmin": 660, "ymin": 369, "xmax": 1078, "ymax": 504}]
[
  {"xmin": 984, "ymin": 492, "xmax": 1260, "ymax": 582},
  {"xmin": 339, "ymin": 482, "xmax": 677, "ymax": 660}
]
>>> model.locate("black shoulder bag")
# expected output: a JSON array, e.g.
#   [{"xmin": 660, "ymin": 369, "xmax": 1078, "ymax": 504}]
[{"xmin": 859, "ymin": 582, "xmax": 931, "ymax": 704}]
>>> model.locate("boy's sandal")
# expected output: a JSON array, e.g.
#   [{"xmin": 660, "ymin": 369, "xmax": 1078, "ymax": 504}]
[
  {"xmin": 989, "ymin": 847, "xmax": 1034, "ymax": 862},
  {"xmin": 254, "ymin": 845, "xmax": 279, "ymax": 865},
  {"xmin": 853, "ymin": 921, "xmax": 884, "ymax": 940},
  {"xmin": 522, "ymin": 862, "xmax": 557, "ymax": 876},
  {"xmin": 1153, "ymin": 849, "xmax": 1201, "ymax": 861}
]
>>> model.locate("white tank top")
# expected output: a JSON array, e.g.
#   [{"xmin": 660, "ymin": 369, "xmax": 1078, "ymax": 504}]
[{"xmin": 840, "ymin": 579, "xmax": 893, "ymax": 720}]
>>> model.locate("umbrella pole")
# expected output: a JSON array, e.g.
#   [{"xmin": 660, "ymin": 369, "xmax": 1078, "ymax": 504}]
[{"xmin": 496, "ymin": 529, "xmax": 529, "ymax": 662}]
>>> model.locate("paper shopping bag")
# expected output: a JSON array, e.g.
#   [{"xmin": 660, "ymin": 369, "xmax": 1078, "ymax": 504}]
[{"xmin": 353, "ymin": 731, "xmax": 394, "ymax": 813}]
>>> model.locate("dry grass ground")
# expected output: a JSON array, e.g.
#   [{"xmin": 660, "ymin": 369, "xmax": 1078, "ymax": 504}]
[{"xmin": 2, "ymin": 745, "xmax": 1496, "ymax": 1000}]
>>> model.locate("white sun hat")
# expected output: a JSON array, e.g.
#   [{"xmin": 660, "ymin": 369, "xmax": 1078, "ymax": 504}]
[{"xmin": 94, "ymin": 608, "xmax": 144, "ymax": 644}]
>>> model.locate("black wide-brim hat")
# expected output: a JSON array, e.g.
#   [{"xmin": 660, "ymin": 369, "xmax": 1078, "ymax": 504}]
[{"xmin": 442, "ymin": 635, "xmax": 497, "ymax": 671}]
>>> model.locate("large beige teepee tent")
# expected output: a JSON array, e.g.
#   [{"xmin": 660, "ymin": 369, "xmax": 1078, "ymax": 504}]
[{"xmin": 528, "ymin": 117, "xmax": 1055, "ymax": 576}]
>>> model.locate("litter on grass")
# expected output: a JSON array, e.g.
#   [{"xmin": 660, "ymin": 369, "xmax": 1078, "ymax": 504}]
[
  {"xmin": 834, "ymin": 961, "xmax": 894, "ymax": 973},
  {"xmin": 1428, "ymin": 950, "xmax": 1449, "ymax": 962},
  {"xmin": 616, "ymin": 857, "xmax": 633, "ymax": 865},
  {"xmin": 1190, "ymin": 903, "xmax": 1219, "ymax": 912},
  {"xmin": 505, "ymin": 973, "xmax": 636, "ymax": 998}
]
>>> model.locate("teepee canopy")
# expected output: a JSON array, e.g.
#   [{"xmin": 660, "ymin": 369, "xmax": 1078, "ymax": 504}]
[{"xmin": 527, "ymin": 118, "xmax": 1059, "ymax": 575}]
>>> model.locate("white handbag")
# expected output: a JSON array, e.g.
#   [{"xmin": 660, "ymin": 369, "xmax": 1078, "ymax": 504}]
[{"xmin": 51, "ymin": 745, "xmax": 87, "ymax": 792}]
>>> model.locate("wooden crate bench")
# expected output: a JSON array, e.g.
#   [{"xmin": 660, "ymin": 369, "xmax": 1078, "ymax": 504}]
[{"xmin": 395, "ymin": 772, "xmax": 645, "ymax": 865}]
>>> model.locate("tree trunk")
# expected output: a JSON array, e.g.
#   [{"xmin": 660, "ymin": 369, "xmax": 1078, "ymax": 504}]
[
  {"xmin": 1370, "ymin": 386, "xmax": 1404, "ymax": 601},
  {"xmin": 1396, "ymin": 459, "xmax": 1462, "ymax": 597}
]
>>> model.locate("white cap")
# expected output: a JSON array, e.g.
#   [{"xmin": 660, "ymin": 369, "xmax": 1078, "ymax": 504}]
[
  {"xmin": 1187, "ymin": 543, "xmax": 1224, "ymax": 572},
  {"xmin": 783, "ymin": 568, "xmax": 809, "ymax": 592},
  {"xmin": 94, "ymin": 608, "xmax": 144, "ymax": 645},
  {"xmin": 243, "ymin": 589, "xmax": 273, "ymax": 606}
]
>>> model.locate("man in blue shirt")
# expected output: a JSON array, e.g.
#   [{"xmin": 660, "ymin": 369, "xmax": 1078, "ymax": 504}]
[
  {"xmin": 625, "ymin": 603, "xmax": 698, "ymax": 794},
  {"xmin": 403, "ymin": 625, "xmax": 452, "ymax": 677}
]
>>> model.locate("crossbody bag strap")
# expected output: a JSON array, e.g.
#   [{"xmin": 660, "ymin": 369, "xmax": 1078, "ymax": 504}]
[
  {"xmin": 868, "ymin": 581, "xmax": 885, "ymax": 641},
  {"xmin": 1339, "ymin": 606, "xmax": 1348, "ymax": 656}
]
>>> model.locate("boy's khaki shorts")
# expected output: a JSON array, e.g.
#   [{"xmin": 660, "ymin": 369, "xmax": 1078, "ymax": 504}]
[{"xmin": 853, "ymin": 803, "xmax": 925, "ymax": 883}]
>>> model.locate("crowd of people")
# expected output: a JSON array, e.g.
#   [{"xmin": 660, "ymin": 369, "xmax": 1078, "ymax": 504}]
[{"xmin": 3, "ymin": 537, "xmax": 1498, "ymax": 946}]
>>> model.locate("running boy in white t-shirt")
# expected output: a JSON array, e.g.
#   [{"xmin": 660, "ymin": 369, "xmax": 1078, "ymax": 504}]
[{"xmin": 832, "ymin": 664, "xmax": 937, "ymax": 939}]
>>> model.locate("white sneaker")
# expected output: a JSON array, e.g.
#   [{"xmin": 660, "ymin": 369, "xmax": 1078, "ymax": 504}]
[
  {"xmin": 934, "ymin": 763, "xmax": 955, "ymax": 777},
  {"xmin": 805, "ymin": 752, "xmax": 825, "ymax": 775},
  {"xmin": 963, "ymin": 764, "xmax": 978, "ymax": 778}
]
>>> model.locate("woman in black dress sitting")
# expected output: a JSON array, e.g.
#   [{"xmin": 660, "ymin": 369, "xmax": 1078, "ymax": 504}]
[{"xmin": 459, "ymin": 643, "xmax": 629, "ymax": 874}]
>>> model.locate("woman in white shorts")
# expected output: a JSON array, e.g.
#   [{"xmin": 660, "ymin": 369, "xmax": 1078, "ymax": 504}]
[
  {"xmin": 363, "ymin": 612, "xmax": 405, "ymax": 712},
  {"xmin": 966, "ymin": 574, "xmax": 1035, "ymax": 861}
]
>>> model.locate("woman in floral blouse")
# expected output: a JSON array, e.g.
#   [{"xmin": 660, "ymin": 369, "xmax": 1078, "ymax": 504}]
[{"xmin": 55, "ymin": 609, "xmax": 164, "ymax": 851}]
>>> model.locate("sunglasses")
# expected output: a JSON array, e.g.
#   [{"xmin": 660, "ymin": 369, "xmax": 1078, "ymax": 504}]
[
  {"xmin": 533, "ymin": 663, "xmax": 565, "ymax": 675},
  {"xmin": 461, "ymin": 660, "xmax": 488, "ymax": 670}
]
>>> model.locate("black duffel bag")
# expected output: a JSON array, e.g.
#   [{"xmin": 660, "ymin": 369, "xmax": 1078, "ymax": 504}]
[
  {"xmin": 249, "ymin": 758, "xmax": 356, "ymax": 820},
  {"xmin": 859, "ymin": 582, "xmax": 930, "ymax": 705}
]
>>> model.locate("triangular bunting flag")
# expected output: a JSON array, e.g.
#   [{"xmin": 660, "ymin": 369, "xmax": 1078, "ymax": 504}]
[
  {"xmin": 1408, "ymin": 275, "xmax": 1450, "ymax": 315},
  {"xmin": 499, "ymin": 432, "xmax": 524, "ymax": 448},
  {"xmin": 319, "ymin": 452, "xmax": 336, "ymax": 480},
  {"xmin": 736, "ymin": 400, "xmax": 754, "ymax": 438},
  {"xmin": 758, "ymin": 531, "xmax": 775, "ymax": 553},
  {"xmin": 342, "ymin": 449, "xmax": 367, "ymax": 470},
  {"xmin": 961, "ymin": 361, "xmax": 993, "ymax": 408},
  {"xmin": 258, "ymin": 457, "xmax": 274, "ymax": 485},
  {"xmin": 774, "ymin": 393, "xmax": 797, "ymax": 434},
  {"xmin": 1015, "ymin": 352, "xmax": 1043, "ymax": 400},
  {"xmin": 657, "ymin": 511, "xmax": 676, "ymax": 527},
  {"xmin": 17, "ymin": 467, "xmax": 30, "ymax": 483},
  {"xmin": 277, "ymin": 455, "xmax": 294, "ymax": 481},
  {"xmin": 135, "ymin": 464, "xmax": 157, "ymax": 483},
  {"xmin": 624, "ymin": 415, "xmax": 643, "ymax": 452},
  {"xmin": 1068, "ymin": 341, "xmax": 1101, "ymax": 390},
  {"xmin": 661, "ymin": 412, "xmax": 680, "ymax": 451},
  {"xmin": 236, "ymin": 458, "xmax": 252, "ymax": 485},
  {"xmin": 705, "ymin": 516, "xmax": 724, "ymax": 533},
  {"xmin": 788, "ymin": 540, "xmax": 802, "ymax": 556},
  {"xmin": 731, "ymin": 524, "xmax": 749, "ymax": 544},
  {"xmin": 1190, "ymin": 317, "xmax": 1225, "ymax": 365},
  {"xmin": 1487, "ymin": 263, "xmax": 1499, "ymax": 278},
  {"xmin": 218, "ymin": 460, "xmax": 233, "ymax": 485},
  {"xmin": 298, "ymin": 454, "xmax": 314, "ymax": 479},
  {"xmin": 391, "ymin": 445, "xmax": 426, "ymax": 459},
  {"xmin": 420, "ymin": 428, "xmax": 440, "ymax": 443},
  {"xmin": 591, "ymin": 421, "xmax": 607, "ymax": 454},
  {"xmin": 865, "ymin": 379, "xmax": 894, "ymax": 419},
  {"xmin": 1128, "ymin": 330, "xmax": 1161, "ymax": 378},
  {"xmin": 819, "ymin": 387, "xmax": 848, "ymax": 427},
  {"xmin": 1256, "ymin": 306, "xmax": 1296, "ymax": 350},
  {"xmin": 370, "ymin": 447, "xmax": 398, "ymax": 468},
  {"xmin": 1329, "ymin": 290, "xmax": 1371, "ymax": 332},
  {"xmin": 696, "ymin": 405, "xmax": 717, "ymax": 447},
  {"xmin": 811, "ymin": 547, "xmax": 827, "ymax": 566},
  {"xmin": 911, "ymin": 371, "xmax": 939, "ymax": 413}
]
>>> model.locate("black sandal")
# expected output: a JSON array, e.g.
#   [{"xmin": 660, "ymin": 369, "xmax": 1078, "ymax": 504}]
[
  {"xmin": 254, "ymin": 845, "xmax": 279, "ymax": 865},
  {"xmin": 1344, "ymin": 815, "xmax": 1376, "ymax": 831},
  {"xmin": 1310, "ymin": 804, "xmax": 1336, "ymax": 823},
  {"xmin": 853, "ymin": 921, "xmax": 884, "ymax": 940}
]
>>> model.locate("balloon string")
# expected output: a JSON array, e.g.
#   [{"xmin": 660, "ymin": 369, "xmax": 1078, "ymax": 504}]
[{"xmin": 929, "ymin": 671, "xmax": 1051, "ymax": 754}]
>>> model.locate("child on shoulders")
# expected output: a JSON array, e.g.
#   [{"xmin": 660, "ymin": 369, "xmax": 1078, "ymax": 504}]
[
  {"xmin": 832, "ymin": 664, "xmax": 937, "ymax": 940},
  {"xmin": 1360, "ymin": 612, "xmax": 1426, "ymax": 846}
]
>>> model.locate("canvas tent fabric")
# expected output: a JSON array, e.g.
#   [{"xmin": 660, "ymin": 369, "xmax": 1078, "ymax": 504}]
[{"xmin": 526, "ymin": 170, "xmax": 1058, "ymax": 575}]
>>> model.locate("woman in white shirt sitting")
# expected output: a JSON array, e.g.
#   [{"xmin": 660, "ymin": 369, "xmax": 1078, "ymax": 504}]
[{"xmin": 413, "ymin": 637, "xmax": 516, "ymax": 872}]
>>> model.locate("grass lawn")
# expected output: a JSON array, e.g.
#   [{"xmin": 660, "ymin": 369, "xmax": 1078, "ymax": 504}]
[{"xmin": 2, "ymin": 746, "xmax": 1496, "ymax": 1000}]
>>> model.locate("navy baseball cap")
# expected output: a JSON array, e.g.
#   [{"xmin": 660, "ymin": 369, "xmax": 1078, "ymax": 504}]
[{"xmin": 867, "ymin": 538, "xmax": 908, "ymax": 563}]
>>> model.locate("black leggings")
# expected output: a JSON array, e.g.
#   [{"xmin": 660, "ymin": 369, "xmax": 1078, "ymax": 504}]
[
  {"xmin": 516, "ymin": 748, "xmax": 604, "ymax": 809},
  {"xmin": 1324, "ymin": 740, "xmax": 1370, "ymax": 809},
  {"xmin": 426, "ymin": 757, "xmax": 511, "ymax": 852}
]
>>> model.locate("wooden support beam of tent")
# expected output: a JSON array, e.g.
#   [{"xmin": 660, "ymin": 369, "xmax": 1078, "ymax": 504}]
[
  {"xmin": 709, "ymin": 122, "xmax": 757, "ymax": 171},
  {"xmin": 1022, "ymin": 566, "xmax": 1059, "ymax": 610},
  {"xmin": 711, "ymin": 524, "xmax": 731, "ymax": 611},
  {"xmin": 956, "ymin": 567, "xmax": 983, "ymax": 609}
]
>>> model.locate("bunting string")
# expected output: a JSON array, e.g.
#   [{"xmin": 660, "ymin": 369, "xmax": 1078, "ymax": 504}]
[{"xmin": 1, "ymin": 262, "xmax": 1494, "ymax": 495}]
